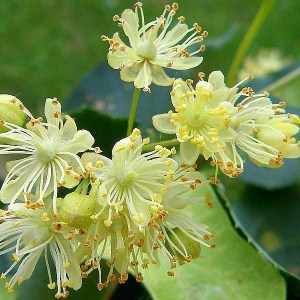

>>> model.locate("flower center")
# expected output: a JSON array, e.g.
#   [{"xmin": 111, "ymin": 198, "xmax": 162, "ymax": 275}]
[
  {"xmin": 116, "ymin": 168, "xmax": 138, "ymax": 187},
  {"xmin": 137, "ymin": 40, "xmax": 157, "ymax": 60},
  {"xmin": 34, "ymin": 139, "xmax": 57, "ymax": 163}
]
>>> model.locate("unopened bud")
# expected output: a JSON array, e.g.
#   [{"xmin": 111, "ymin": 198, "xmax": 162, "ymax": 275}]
[
  {"xmin": 59, "ymin": 192, "xmax": 96, "ymax": 228},
  {"xmin": 0, "ymin": 95, "xmax": 27, "ymax": 133}
]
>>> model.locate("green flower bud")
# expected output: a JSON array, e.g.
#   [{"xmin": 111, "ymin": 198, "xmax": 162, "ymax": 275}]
[
  {"xmin": 59, "ymin": 191, "xmax": 96, "ymax": 229},
  {"xmin": 0, "ymin": 94, "xmax": 27, "ymax": 133},
  {"xmin": 166, "ymin": 228, "xmax": 201, "ymax": 261}
]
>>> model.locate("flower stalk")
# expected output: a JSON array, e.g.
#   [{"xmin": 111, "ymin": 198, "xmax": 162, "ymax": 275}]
[{"xmin": 127, "ymin": 87, "xmax": 141, "ymax": 136}]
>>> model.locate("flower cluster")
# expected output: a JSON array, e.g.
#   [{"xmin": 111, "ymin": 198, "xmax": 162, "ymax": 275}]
[
  {"xmin": 102, "ymin": 2, "xmax": 206, "ymax": 92},
  {"xmin": 1, "ymin": 1, "xmax": 300, "ymax": 298},
  {"xmin": 0, "ymin": 96, "xmax": 213, "ymax": 297},
  {"xmin": 79, "ymin": 129, "xmax": 214, "ymax": 288},
  {"xmin": 153, "ymin": 71, "xmax": 300, "ymax": 177}
]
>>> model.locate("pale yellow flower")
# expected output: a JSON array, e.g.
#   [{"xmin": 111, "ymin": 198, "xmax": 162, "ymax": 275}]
[
  {"xmin": 79, "ymin": 139, "xmax": 212, "ymax": 287},
  {"xmin": 102, "ymin": 2, "xmax": 206, "ymax": 92},
  {"xmin": 238, "ymin": 48, "xmax": 290, "ymax": 80},
  {"xmin": 0, "ymin": 203, "xmax": 82, "ymax": 298},
  {"xmin": 153, "ymin": 71, "xmax": 300, "ymax": 177},
  {"xmin": 0, "ymin": 98, "xmax": 94, "ymax": 212}
]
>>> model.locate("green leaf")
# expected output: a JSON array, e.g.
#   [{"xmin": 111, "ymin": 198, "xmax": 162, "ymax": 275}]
[
  {"xmin": 0, "ymin": 283, "xmax": 17, "ymax": 300},
  {"xmin": 143, "ymin": 184, "xmax": 285, "ymax": 300},
  {"xmin": 219, "ymin": 178, "xmax": 300, "ymax": 297},
  {"xmin": 238, "ymin": 159, "xmax": 300, "ymax": 190}
]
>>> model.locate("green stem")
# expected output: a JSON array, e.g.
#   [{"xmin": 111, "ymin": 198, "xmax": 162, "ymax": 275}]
[
  {"xmin": 127, "ymin": 87, "xmax": 141, "ymax": 136},
  {"xmin": 142, "ymin": 139, "xmax": 179, "ymax": 152},
  {"xmin": 226, "ymin": 0, "xmax": 275, "ymax": 86}
]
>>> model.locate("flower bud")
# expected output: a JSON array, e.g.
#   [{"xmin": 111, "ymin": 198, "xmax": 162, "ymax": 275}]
[
  {"xmin": 166, "ymin": 228, "xmax": 201, "ymax": 261},
  {"xmin": 0, "ymin": 94, "xmax": 27, "ymax": 133},
  {"xmin": 59, "ymin": 192, "xmax": 96, "ymax": 228},
  {"xmin": 256, "ymin": 119, "xmax": 300, "ymax": 158}
]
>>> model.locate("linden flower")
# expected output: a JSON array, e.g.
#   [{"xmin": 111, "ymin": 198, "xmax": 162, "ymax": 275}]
[
  {"xmin": 238, "ymin": 48, "xmax": 290, "ymax": 80},
  {"xmin": 102, "ymin": 2, "xmax": 206, "ymax": 91},
  {"xmin": 0, "ymin": 98, "xmax": 94, "ymax": 211},
  {"xmin": 0, "ymin": 203, "xmax": 82, "ymax": 298},
  {"xmin": 153, "ymin": 71, "xmax": 300, "ymax": 177},
  {"xmin": 82, "ymin": 128, "xmax": 179, "ymax": 230},
  {"xmin": 79, "ymin": 157, "xmax": 212, "ymax": 288}
]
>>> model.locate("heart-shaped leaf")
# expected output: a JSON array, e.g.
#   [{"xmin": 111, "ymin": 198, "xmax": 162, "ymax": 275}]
[{"xmin": 143, "ymin": 183, "xmax": 285, "ymax": 300}]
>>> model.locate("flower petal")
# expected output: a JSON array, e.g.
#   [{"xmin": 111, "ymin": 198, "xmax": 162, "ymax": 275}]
[
  {"xmin": 120, "ymin": 62, "xmax": 143, "ymax": 82},
  {"xmin": 121, "ymin": 9, "xmax": 140, "ymax": 48},
  {"xmin": 134, "ymin": 61, "xmax": 152, "ymax": 89},
  {"xmin": 180, "ymin": 141, "xmax": 200, "ymax": 165},
  {"xmin": 152, "ymin": 114, "xmax": 176, "ymax": 134},
  {"xmin": 59, "ymin": 130, "xmax": 94, "ymax": 154},
  {"xmin": 208, "ymin": 71, "xmax": 226, "ymax": 90},
  {"xmin": 155, "ymin": 56, "xmax": 203, "ymax": 70},
  {"xmin": 107, "ymin": 34, "xmax": 138, "ymax": 69},
  {"xmin": 158, "ymin": 24, "xmax": 189, "ymax": 50},
  {"xmin": 62, "ymin": 116, "xmax": 77, "ymax": 141},
  {"xmin": 149, "ymin": 64, "xmax": 174, "ymax": 86},
  {"xmin": 44, "ymin": 98, "xmax": 62, "ymax": 126}
]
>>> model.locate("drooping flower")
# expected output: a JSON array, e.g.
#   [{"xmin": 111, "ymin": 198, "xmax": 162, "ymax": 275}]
[
  {"xmin": 0, "ymin": 203, "xmax": 82, "ymax": 298},
  {"xmin": 78, "ymin": 129, "xmax": 214, "ymax": 287},
  {"xmin": 153, "ymin": 71, "xmax": 300, "ymax": 177},
  {"xmin": 0, "ymin": 98, "xmax": 94, "ymax": 212},
  {"xmin": 102, "ymin": 2, "xmax": 206, "ymax": 91}
]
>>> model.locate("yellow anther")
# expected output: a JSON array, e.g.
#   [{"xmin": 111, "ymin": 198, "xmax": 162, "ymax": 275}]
[
  {"xmin": 130, "ymin": 128, "xmax": 141, "ymax": 141},
  {"xmin": 95, "ymin": 160, "xmax": 105, "ymax": 168},
  {"xmin": 11, "ymin": 254, "xmax": 20, "ymax": 261},
  {"xmin": 63, "ymin": 262, "xmax": 70, "ymax": 269},
  {"xmin": 41, "ymin": 213, "xmax": 50, "ymax": 222},
  {"xmin": 211, "ymin": 137, "xmax": 219, "ymax": 144},
  {"xmin": 153, "ymin": 193, "xmax": 162, "ymax": 203},
  {"xmin": 115, "ymin": 145, "xmax": 126, "ymax": 152},
  {"xmin": 165, "ymin": 170, "xmax": 175, "ymax": 181},
  {"xmin": 208, "ymin": 128, "xmax": 218, "ymax": 136},
  {"xmin": 150, "ymin": 205, "xmax": 159, "ymax": 213},
  {"xmin": 47, "ymin": 282, "xmax": 56, "ymax": 289},
  {"xmin": 85, "ymin": 162, "xmax": 94, "ymax": 172},
  {"xmin": 133, "ymin": 213, "xmax": 144, "ymax": 223},
  {"xmin": 143, "ymin": 137, "xmax": 150, "ymax": 145},
  {"xmin": 103, "ymin": 220, "xmax": 113, "ymax": 227}
]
